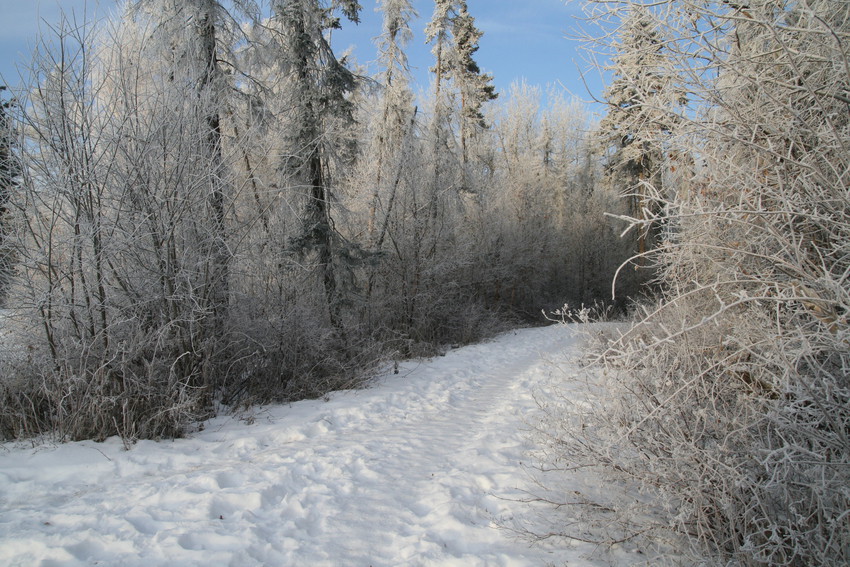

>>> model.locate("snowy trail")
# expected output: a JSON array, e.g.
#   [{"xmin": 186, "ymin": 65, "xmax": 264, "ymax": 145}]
[{"xmin": 0, "ymin": 325, "xmax": 615, "ymax": 567}]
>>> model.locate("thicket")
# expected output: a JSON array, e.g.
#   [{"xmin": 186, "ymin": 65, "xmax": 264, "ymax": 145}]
[
  {"xmin": 0, "ymin": 0, "xmax": 636, "ymax": 442},
  {"xmin": 537, "ymin": 1, "xmax": 850, "ymax": 565}
]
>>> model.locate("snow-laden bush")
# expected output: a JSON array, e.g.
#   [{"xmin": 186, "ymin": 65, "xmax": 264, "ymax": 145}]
[{"xmin": 540, "ymin": 2, "xmax": 850, "ymax": 565}]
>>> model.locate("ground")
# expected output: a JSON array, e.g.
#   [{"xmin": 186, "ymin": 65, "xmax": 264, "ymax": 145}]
[{"xmin": 0, "ymin": 324, "xmax": 654, "ymax": 567}]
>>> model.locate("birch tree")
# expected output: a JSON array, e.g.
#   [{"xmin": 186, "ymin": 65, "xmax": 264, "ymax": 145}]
[{"xmin": 367, "ymin": 0, "xmax": 416, "ymax": 244}]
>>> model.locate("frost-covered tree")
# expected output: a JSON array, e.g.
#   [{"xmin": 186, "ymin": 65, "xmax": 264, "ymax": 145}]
[
  {"xmin": 130, "ymin": 0, "xmax": 242, "ymax": 321},
  {"xmin": 424, "ymin": 0, "xmax": 452, "ymax": 99},
  {"xmin": 367, "ymin": 0, "xmax": 417, "ymax": 244},
  {"xmin": 597, "ymin": 5, "xmax": 682, "ymax": 256},
  {"xmin": 271, "ymin": 0, "xmax": 361, "ymax": 329},
  {"xmin": 0, "ymin": 86, "xmax": 17, "ymax": 305},
  {"xmin": 423, "ymin": 0, "xmax": 458, "ymax": 222},
  {"xmin": 451, "ymin": 3, "xmax": 497, "ymax": 170},
  {"xmin": 543, "ymin": 2, "xmax": 850, "ymax": 565},
  {"xmin": 425, "ymin": 0, "xmax": 496, "ymax": 180}
]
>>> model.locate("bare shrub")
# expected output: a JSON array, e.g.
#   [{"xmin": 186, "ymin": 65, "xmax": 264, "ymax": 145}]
[
  {"xmin": 539, "ymin": 1, "xmax": 850, "ymax": 565},
  {"xmin": 0, "ymin": 10, "xmax": 237, "ymax": 441}
]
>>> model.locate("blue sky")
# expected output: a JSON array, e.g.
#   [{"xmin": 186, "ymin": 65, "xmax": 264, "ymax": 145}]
[{"xmin": 0, "ymin": 0, "xmax": 605, "ymax": 104}]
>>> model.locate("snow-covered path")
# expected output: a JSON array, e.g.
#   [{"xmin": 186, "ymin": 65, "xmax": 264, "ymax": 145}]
[{"xmin": 0, "ymin": 325, "xmax": 612, "ymax": 566}]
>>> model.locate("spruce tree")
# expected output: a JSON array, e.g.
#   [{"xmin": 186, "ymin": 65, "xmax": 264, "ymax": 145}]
[
  {"xmin": 424, "ymin": 0, "xmax": 496, "ymax": 194},
  {"xmin": 597, "ymin": 6, "xmax": 681, "ymax": 256},
  {"xmin": 273, "ymin": 0, "xmax": 361, "ymax": 328},
  {"xmin": 0, "ymin": 86, "xmax": 17, "ymax": 305},
  {"xmin": 451, "ymin": 2, "xmax": 497, "ymax": 171}
]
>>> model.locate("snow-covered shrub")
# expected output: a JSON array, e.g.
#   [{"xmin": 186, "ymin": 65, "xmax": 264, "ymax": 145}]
[
  {"xmin": 0, "ymin": 12, "xmax": 236, "ymax": 441},
  {"xmin": 541, "ymin": 1, "xmax": 850, "ymax": 565}
]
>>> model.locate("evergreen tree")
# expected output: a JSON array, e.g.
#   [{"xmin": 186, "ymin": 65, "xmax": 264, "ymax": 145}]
[
  {"xmin": 0, "ymin": 86, "xmax": 17, "ymax": 305},
  {"xmin": 425, "ymin": 0, "xmax": 497, "ymax": 176},
  {"xmin": 424, "ymin": 0, "xmax": 456, "ymax": 216},
  {"xmin": 597, "ymin": 6, "xmax": 682, "ymax": 256},
  {"xmin": 424, "ymin": 0, "xmax": 452, "ymax": 100},
  {"xmin": 273, "ymin": 0, "xmax": 361, "ymax": 328},
  {"xmin": 451, "ymin": 2, "xmax": 497, "ymax": 170}
]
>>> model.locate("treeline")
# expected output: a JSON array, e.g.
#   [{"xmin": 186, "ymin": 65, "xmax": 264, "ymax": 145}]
[
  {"xmin": 0, "ymin": 0, "xmax": 638, "ymax": 442},
  {"xmin": 538, "ymin": 1, "xmax": 850, "ymax": 566}
]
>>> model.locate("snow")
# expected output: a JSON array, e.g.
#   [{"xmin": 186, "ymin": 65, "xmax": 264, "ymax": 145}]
[{"xmin": 0, "ymin": 325, "xmax": 648, "ymax": 567}]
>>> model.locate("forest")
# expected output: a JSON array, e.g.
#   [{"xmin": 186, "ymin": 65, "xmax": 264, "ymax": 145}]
[
  {"xmin": 0, "ymin": 0, "xmax": 639, "ymax": 441},
  {"xmin": 0, "ymin": 0, "xmax": 847, "ymax": 565}
]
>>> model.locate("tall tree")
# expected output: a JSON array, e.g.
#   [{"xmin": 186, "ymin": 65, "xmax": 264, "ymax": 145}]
[
  {"xmin": 133, "ymin": 0, "xmax": 236, "ymax": 321},
  {"xmin": 425, "ymin": 0, "xmax": 497, "ymax": 182},
  {"xmin": 424, "ymin": 0, "xmax": 452, "ymax": 101},
  {"xmin": 424, "ymin": 0, "xmax": 456, "ymax": 223},
  {"xmin": 0, "ymin": 86, "xmax": 17, "ymax": 304},
  {"xmin": 597, "ymin": 5, "xmax": 682, "ymax": 257},
  {"xmin": 367, "ymin": 0, "xmax": 417, "ymax": 244},
  {"xmin": 273, "ymin": 0, "xmax": 361, "ymax": 328},
  {"xmin": 451, "ymin": 2, "xmax": 497, "ymax": 172}
]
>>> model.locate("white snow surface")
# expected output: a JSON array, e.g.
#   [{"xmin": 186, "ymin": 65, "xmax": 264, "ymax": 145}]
[{"xmin": 0, "ymin": 325, "xmax": 644, "ymax": 567}]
